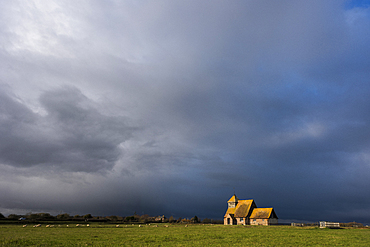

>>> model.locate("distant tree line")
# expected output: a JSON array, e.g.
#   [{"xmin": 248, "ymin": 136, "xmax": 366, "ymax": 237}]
[
  {"xmin": 4, "ymin": 213, "xmax": 94, "ymax": 221},
  {"xmin": 0, "ymin": 212, "xmax": 223, "ymax": 224}
]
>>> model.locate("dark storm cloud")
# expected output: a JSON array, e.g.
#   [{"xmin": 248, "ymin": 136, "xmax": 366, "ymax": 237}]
[
  {"xmin": 0, "ymin": 86, "xmax": 135, "ymax": 172},
  {"xmin": 1, "ymin": 0, "xmax": 370, "ymax": 224}
]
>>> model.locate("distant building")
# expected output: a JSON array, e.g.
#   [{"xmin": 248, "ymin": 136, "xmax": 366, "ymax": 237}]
[
  {"xmin": 224, "ymin": 194, "xmax": 278, "ymax": 226},
  {"xmin": 155, "ymin": 215, "xmax": 165, "ymax": 222}
]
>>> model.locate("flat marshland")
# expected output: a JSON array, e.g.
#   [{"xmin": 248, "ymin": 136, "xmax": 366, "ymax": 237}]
[{"xmin": 1, "ymin": 223, "xmax": 370, "ymax": 246}]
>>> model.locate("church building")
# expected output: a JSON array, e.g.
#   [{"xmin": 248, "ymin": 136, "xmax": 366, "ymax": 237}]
[{"xmin": 224, "ymin": 194, "xmax": 278, "ymax": 226}]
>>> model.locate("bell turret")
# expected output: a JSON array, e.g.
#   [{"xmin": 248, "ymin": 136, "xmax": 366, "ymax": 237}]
[{"xmin": 227, "ymin": 194, "xmax": 239, "ymax": 208}]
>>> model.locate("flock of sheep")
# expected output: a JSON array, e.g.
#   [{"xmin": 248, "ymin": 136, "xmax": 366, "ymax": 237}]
[
  {"xmin": 23, "ymin": 224, "xmax": 90, "ymax": 228},
  {"xmin": 22, "ymin": 223, "xmax": 188, "ymax": 228}
]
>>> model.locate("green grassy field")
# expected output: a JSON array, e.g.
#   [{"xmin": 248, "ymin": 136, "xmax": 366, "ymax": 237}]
[{"xmin": 1, "ymin": 223, "xmax": 370, "ymax": 246}]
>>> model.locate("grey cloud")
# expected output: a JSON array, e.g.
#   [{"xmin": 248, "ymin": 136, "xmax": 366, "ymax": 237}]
[
  {"xmin": 1, "ymin": 0, "xmax": 370, "ymax": 224},
  {"xmin": 0, "ymin": 86, "xmax": 135, "ymax": 172}
]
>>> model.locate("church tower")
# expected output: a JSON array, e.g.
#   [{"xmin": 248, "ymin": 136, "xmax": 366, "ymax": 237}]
[{"xmin": 227, "ymin": 194, "xmax": 239, "ymax": 208}]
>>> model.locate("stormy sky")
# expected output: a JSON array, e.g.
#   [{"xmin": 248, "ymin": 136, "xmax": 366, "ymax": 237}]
[{"xmin": 1, "ymin": 0, "xmax": 370, "ymax": 224}]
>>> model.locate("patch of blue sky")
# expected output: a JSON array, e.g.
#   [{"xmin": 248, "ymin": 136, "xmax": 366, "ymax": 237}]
[{"xmin": 345, "ymin": 0, "xmax": 370, "ymax": 9}]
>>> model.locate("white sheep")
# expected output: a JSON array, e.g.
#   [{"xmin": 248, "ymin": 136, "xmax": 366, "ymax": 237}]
[{"xmin": 23, "ymin": 225, "xmax": 27, "ymax": 227}]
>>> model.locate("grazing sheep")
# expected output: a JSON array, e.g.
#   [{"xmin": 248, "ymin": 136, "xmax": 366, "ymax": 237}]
[
  {"xmin": 66, "ymin": 225, "xmax": 69, "ymax": 227},
  {"xmin": 139, "ymin": 225, "xmax": 142, "ymax": 227},
  {"xmin": 23, "ymin": 225, "xmax": 27, "ymax": 227},
  {"xmin": 76, "ymin": 224, "xmax": 80, "ymax": 227},
  {"xmin": 116, "ymin": 225, "xmax": 120, "ymax": 228},
  {"xmin": 185, "ymin": 225, "xmax": 188, "ymax": 227},
  {"xmin": 46, "ymin": 225, "xmax": 50, "ymax": 227},
  {"xmin": 87, "ymin": 224, "xmax": 90, "ymax": 227}
]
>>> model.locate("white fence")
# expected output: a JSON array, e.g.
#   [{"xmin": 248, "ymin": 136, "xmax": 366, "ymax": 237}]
[{"xmin": 319, "ymin": 221, "xmax": 340, "ymax": 228}]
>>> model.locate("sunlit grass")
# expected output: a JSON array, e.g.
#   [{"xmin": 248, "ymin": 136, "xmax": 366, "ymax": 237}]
[{"xmin": 1, "ymin": 223, "xmax": 370, "ymax": 246}]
